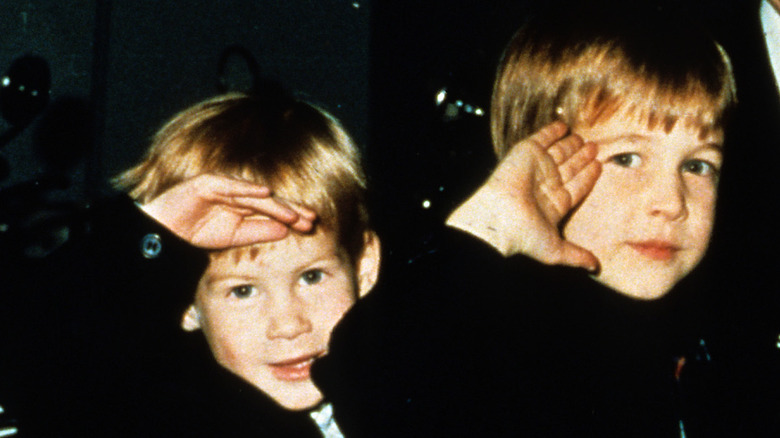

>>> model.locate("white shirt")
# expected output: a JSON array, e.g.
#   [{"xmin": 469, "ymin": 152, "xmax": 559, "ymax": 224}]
[
  {"xmin": 309, "ymin": 402, "xmax": 345, "ymax": 438},
  {"xmin": 761, "ymin": 0, "xmax": 780, "ymax": 96}
]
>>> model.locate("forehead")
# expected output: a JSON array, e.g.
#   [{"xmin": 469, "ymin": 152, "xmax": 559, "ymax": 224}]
[
  {"xmin": 203, "ymin": 230, "xmax": 347, "ymax": 278},
  {"xmin": 576, "ymin": 110, "xmax": 724, "ymax": 146},
  {"xmin": 576, "ymin": 84, "xmax": 727, "ymax": 139}
]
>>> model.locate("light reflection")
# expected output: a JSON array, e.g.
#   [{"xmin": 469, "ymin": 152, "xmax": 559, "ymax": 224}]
[
  {"xmin": 434, "ymin": 87, "xmax": 484, "ymax": 121},
  {"xmin": 435, "ymin": 88, "xmax": 447, "ymax": 105}
]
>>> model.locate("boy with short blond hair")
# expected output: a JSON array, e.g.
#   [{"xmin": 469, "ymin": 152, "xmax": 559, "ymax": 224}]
[
  {"xmin": 314, "ymin": 5, "xmax": 738, "ymax": 436},
  {"xmin": 457, "ymin": 5, "xmax": 735, "ymax": 299},
  {"xmin": 116, "ymin": 90, "xmax": 380, "ymax": 435},
  {"xmin": 8, "ymin": 89, "xmax": 379, "ymax": 438}
]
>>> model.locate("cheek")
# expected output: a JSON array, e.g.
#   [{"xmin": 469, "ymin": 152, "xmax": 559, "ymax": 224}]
[
  {"xmin": 563, "ymin": 174, "xmax": 632, "ymax": 245},
  {"xmin": 685, "ymin": 183, "xmax": 718, "ymax": 244},
  {"xmin": 199, "ymin": 307, "xmax": 264, "ymax": 367},
  {"xmin": 310, "ymin": 283, "xmax": 357, "ymax": 337}
]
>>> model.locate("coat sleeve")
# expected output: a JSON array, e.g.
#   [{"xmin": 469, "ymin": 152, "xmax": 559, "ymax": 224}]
[
  {"xmin": 312, "ymin": 226, "xmax": 552, "ymax": 437},
  {"xmin": 1, "ymin": 195, "xmax": 209, "ymax": 438}
]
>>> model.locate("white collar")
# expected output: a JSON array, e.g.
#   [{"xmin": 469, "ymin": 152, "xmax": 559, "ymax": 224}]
[
  {"xmin": 761, "ymin": 0, "xmax": 780, "ymax": 96},
  {"xmin": 309, "ymin": 402, "xmax": 345, "ymax": 438}
]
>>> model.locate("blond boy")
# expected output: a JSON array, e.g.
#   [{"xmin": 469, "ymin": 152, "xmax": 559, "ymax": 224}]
[
  {"xmin": 113, "ymin": 90, "xmax": 380, "ymax": 436},
  {"xmin": 451, "ymin": 7, "xmax": 735, "ymax": 299},
  {"xmin": 315, "ymin": 6, "xmax": 737, "ymax": 437}
]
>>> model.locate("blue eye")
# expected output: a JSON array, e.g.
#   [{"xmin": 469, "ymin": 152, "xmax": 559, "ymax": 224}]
[
  {"xmin": 610, "ymin": 153, "xmax": 642, "ymax": 168},
  {"xmin": 229, "ymin": 285, "xmax": 257, "ymax": 299},
  {"xmin": 682, "ymin": 159, "xmax": 718, "ymax": 178},
  {"xmin": 299, "ymin": 269, "xmax": 324, "ymax": 286}
]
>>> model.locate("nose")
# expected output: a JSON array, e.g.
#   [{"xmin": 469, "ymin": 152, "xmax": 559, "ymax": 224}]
[
  {"xmin": 646, "ymin": 172, "xmax": 687, "ymax": 221},
  {"xmin": 266, "ymin": 294, "xmax": 313, "ymax": 340}
]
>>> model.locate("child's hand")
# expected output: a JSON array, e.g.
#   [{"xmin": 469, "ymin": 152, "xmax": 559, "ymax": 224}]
[
  {"xmin": 139, "ymin": 174, "xmax": 316, "ymax": 249},
  {"xmin": 446, "ymin": 121, "xmax": 601, "ymax": 271}
]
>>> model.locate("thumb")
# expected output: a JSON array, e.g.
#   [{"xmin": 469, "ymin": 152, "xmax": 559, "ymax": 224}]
[{"xmin": 557, "ymin": 242, "xmax": 600, "ymax": 273}]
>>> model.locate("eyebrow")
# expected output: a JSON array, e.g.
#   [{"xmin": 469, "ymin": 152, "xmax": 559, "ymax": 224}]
[
  {"xmin": 701, "ymin": 142, "xmax": 724, "ymax": 152},
  {"xmin": 592, "ymin": 133, "xmax": 648, "ymax": 145},
  {"xmin": 204, "ymin": 252, "xmax": 344, "ymax": 287},
  {"xmin": 203, "ymin": 273, "xmax": 257, "ymax": 289}
]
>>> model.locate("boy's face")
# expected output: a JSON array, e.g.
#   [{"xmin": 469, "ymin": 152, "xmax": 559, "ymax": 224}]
[
  {"xmin": 184, "ymin": 230, "xmax": 379, "ymax": 410},
  {"xmin": 564, "ymin": 115, "xmax": 723, "ymax": 299}
]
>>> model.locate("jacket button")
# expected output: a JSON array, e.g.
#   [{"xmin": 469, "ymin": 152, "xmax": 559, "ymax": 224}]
[{"xmin": 140, "ymin": 233, "xmax": 162, "ymax": 259}]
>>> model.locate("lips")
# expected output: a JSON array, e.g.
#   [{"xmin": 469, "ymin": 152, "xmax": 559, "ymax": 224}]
[
  {"xmin": 628, "ymin": 240, "xmax": 680, "ymax": 261},
  {"xmin": 268, "ymin": 353, "xmax": 321, "ymax": 382}
]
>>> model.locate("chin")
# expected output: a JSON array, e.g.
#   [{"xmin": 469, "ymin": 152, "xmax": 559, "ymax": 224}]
[
  {"xmin": 592, "ymin": 272, "xmax": 677, "ymax": 301},
  {"xmin": 273, "ymin": 385, "xmax": 324, "ymax": 411}
]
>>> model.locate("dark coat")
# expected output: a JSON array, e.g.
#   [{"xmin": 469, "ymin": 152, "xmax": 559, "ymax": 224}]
[
  {"xmin": 314, "ymin": 228, "xmax": 745, "ymax": 437},
  {"xmin": 702, "ymin": 1, "xmax": 780, "ymax": 433},
  {"xmin": 1, "ymin": 196, "xmax": 322, "ymax": 438}
]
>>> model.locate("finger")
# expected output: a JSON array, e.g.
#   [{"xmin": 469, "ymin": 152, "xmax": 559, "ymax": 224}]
[
  {"xmin": 232, "ymin": 196, "xmax": 316, "ymax": 232},
  {"xmin": 540, "ymin": 186, "xmax": 572, "ymax": 222},
  {"xmin": 496, "ymin": 122, "xmax": 569, "ymax": 179},
  {"xmin": 526, "ymin": 121, "xmax": 569, "ymax": 150},
  {"xmin": 230, "ymin": 206, "xmax": 257, "ymax": 216},
  {"xmin": 558, "ymin": 142, "xmax": 597, "ymax": 183},
  {"xmin": 275, "ymin": 198, "xmax": 316, "ymax": 232},
  {"xmin": 231, "ymin": 196, "xmax": 301, "ymax": 224},
  {"xmin": 547, "ymin": 133, "xmax": 585, "ymax": 165},
  {"xmin": 289, "ymin": 215, "xmax": 315, "ymax": 233},
  {"xmin": 564, "ymin": 160, "xmax": 601, "ymax": 206},
  {"xmin": 231, "ymin": 219, "xmax": 291, "ymax": 246},
  {"xmin": 204, "ymin": 174, "xmax": 273, "ymax": 199},
  {"xmin": 286, "ymin": 201, "xmax": 317, "ymax": 222},
  {"xmin": 558, "ymin": 241, "xmax": 600, "ymax": 272}
]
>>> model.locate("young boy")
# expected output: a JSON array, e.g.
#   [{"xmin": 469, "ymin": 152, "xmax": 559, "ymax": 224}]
[
  {"xmin": 314, "ymin": 5, "xmax": 737, "ymax": 437},
  {"xmin": 452, "ymin": 6, "xmax": 734, "ymax": 300},
  {"xmin": 8, "ymin": 89, "xmax": 379, "ymax": 438},
  {"xmin": 113, "ymin": 90, "xmax": 381, "ymax": 436}
]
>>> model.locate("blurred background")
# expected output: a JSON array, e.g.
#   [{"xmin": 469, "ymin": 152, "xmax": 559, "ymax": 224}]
[
  {"xmin": 0, "ymin": 0, "xmax": 371, "ymax": 259},
  {"xmin": 0, "ymin": 0, "xmax": 534, "ymax": 264},
  {"xmin": 0, "ymin": 0, "xmax": 732, "ymax": 264}
]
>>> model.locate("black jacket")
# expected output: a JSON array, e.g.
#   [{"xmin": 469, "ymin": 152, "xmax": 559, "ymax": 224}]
[
  {"xmin": 314, "ymin": 228, "xmax": 744, "ymax": 437},
  {"xmin": 1, "ymin": 196, "xmax": 322, "ymax": 438},
  {"xmin": 702, "ymin": 2, "xmax": 780, "ymax": 433}
]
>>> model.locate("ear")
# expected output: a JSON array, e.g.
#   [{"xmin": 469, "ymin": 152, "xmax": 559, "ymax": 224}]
[
  {"xmin": 356, "ymin": 231, "xmax": 381, "ymax": 298},
  {"xmin": 180, "ymin": 305, "xmax": 202, "ymax": 331}
]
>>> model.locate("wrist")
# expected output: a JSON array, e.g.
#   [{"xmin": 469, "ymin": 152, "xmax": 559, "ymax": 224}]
[{"xmin": 445, "ymin": 182, "xmax": 518, "ymax": 257}]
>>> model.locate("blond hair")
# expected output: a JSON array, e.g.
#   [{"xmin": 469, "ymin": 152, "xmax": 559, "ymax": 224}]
[
  {"xmin": 491, "ymin": 8, "xmax": 736, "ymax": 158},
  {"xmin": 114, "ymin": 90, "xmax": 369, "ymax": 259}
]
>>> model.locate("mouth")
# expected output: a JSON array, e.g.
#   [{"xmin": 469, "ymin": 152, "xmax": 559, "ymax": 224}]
[
  {"xmin": 628, "ymin": 240, "xmax": 680, "ymax": 261},
  {"xmin": 267, "ymin": 352, "xmax": 324, "ymax": 382}
]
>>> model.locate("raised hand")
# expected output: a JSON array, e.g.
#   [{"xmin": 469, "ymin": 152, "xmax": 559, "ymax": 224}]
[
  {"xmin": 446, "ymin": 121, "xmax": 601, "ymax": 270},
  {"xmin": 139, "ymin": 174, "xmax": 316, "ymax": 249}
]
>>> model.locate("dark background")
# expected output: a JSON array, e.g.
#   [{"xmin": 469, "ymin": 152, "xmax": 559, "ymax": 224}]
[
  {"xmin": 0, "ymin": 0, "xmax": 532, "ymax": 263},
  {"xmin": 0, "ymin": 0, "xmax": 748, "ymax": 263},
  {"xmin": 0, "ymin": 1, "xmax": 369, "ymax": 192},
  {"xmin": 0, "ymin": 0, "xmax": 371, "ymax": 259}
]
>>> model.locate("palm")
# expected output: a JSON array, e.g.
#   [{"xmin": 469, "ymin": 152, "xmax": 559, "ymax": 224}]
[
  {"xmin": 141, "ymin": 175, "xmax": 315, "ymax": 249},
  {"xmin": 187, "ymin": 205, "xmax": 251, "ymax": 248},
  {"xmin": 517, "ymin": 140, "xmax": 584, "ymax": 264},
  {"xmin": 448, "ymin": 122, "xmax": 601, "ymax": 270}
]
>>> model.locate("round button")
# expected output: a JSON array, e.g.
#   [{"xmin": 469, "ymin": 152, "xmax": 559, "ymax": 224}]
[{"xmin": 140, "ymin": 233, "xmax": 162, "ymax": 259}]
